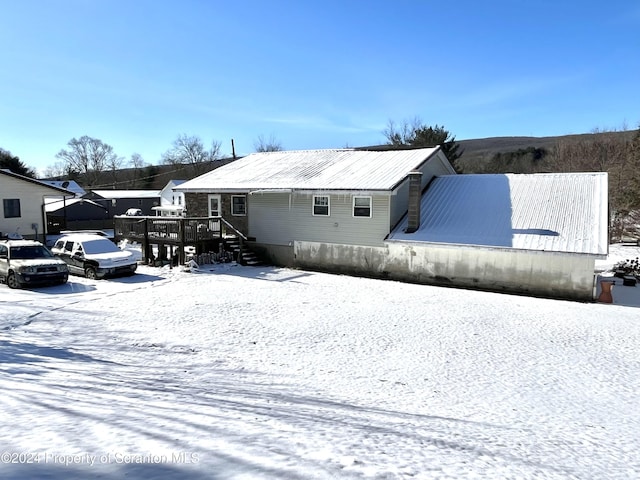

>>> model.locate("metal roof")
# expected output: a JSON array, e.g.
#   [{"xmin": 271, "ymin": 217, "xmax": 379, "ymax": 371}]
[
  {"xmin": 177, "ymin": 148, "xmax": 442, "ymax": 192},
  {"xmin": 388, "ymin": 172, "xmax": 609, "ymax": 256},
  {"xmin": 44, "ymin": 198, "xmax": 106, "ymax": 212},
  {"xmin": 90, "ymin": 190, "xmax": 160, "ymax": 199}
]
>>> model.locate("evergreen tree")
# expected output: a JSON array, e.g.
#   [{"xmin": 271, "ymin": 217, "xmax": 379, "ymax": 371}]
[{"xmin": 0, "ymin": 149, "xmax": 36, "ymax": 177}]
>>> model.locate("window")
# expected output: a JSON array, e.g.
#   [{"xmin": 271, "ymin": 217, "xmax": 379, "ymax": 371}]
[
  {"xmin": 3, "ymin": 199, "xmax": 21, "ymax": 218},
  {"xmin": 313, "ymin": 196, "xmax": 330, "ymax": 216},
  {"xmin": 353, "ymin": 196, "xmax": 371, "ymax": 217},
  {"xmin": 231, "ymin": 195, "xmax": 246, "ymax": 216},
  {"xmin": 208, "ymin": 194, "xmax": 221, "ymax": 217}
]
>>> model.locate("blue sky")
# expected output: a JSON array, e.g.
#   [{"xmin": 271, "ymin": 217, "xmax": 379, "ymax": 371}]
[{"xmin": 1, "ymin": 0, "xmax": 639, "ymax": 174}]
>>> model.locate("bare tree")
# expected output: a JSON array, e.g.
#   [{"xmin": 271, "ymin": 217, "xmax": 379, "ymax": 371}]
[
  {"xmin": 55, "ymin": 136, "xmax": 119, "ymax": 186},
  {"xmin": 42, "ymin": 161, "xmax": 67, "ymax": 180},
  {"xmin": 254, "ymin": 134, "xmax": 283, "ymax": 152},
  {"xmin": 544, "ymin": 127, "xmax": 640, "ymax": 241},
  {"xmin": 162, "ymin": 134, "xmax": 222, "ymax": 176},
  {"xmin": 127, "ymin": 153, "xmax": 146, "ymax": 188},
  {"xmin": 382, "ymin": 117, "xmax": 423, "ymax": 146}
]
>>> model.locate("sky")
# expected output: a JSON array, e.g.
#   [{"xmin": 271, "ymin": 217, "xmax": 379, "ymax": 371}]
[
  {"xmin": 1, "ymin": 244, "xmax": 639, "ymax": 479},
  {"xmin": 1, "ymin": 0, "xmax": 639, "ymax": 176}
]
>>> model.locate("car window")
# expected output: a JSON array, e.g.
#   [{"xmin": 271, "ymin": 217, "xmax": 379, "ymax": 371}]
[
  {"xmin": 64, "ymin": 242, "xmax": 74, "ymax": 252},
  {"xmin": 0, "ymin": 245, "xmax": 7, "ymax": 257},
  {"xmin": 54, "ymin": 240, "xmax": 64, "ymax": 249},
  {"xmin": 82, "ymin": 239, "xmax": 120, "ymax": 254},
  {"xmin": 10, "ymin": 246, "xmax": 54, "ymax": 259}
]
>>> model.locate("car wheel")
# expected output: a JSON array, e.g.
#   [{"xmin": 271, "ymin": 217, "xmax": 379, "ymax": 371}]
[
  {"xmin": 84, "ymin": 266, "xmax": 98, "ymax": 279},
  {"xmin": 6, "ymin": 271, "xmax": 21, "ymax": 289}
]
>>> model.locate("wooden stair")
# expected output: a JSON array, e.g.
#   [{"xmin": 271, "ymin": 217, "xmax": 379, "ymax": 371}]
[{"xmin": 224, "ymin": 235, "xmax": 263, "ymax": 266}]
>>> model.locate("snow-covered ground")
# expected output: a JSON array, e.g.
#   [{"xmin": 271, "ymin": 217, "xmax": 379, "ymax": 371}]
[{"xmin": 1, "ymin": 245, "xmax": 639, "ymax": 479}]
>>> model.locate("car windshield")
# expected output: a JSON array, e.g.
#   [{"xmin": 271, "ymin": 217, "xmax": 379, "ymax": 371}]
[
  {"xmin": 10, "ymin": 246, "xmax": 54, "ymax": 259},
  {"xmin": 81, "ymin": 239, "xmax": 121, "ymax": 255}
]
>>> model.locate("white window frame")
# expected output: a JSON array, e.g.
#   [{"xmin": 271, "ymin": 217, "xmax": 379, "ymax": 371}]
[
  {"xmin": 353, "ymin": 196, "xmax": 372, "ymax": 218},
  {"xmin": 312, "ymin": 195, "xmax": 330, "ymax": 216},
  {"xmin": 231, "ymin": 195, "xmax": 246, "ymax": 216},
  {"xmin": 208, "ymin": 194, "xmax": 221, "ymax": 217}
]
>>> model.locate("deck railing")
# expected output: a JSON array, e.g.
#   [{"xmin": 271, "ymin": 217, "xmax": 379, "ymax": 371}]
[{"xmin": 114, "ymin": 216, "xmax": 226, "ymax": 243}]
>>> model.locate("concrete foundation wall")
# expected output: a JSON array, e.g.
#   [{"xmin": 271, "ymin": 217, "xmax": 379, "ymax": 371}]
[
  {"xmin": 251, "ymin": 242, "xmax": 294, "ymax": 267},
  {"xmin": 292, "ymin": 240, "xmax": 597, "ymax": 301}
]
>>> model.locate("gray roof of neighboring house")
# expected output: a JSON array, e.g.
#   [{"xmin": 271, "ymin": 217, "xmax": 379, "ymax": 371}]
[
  {"xmin": 44, "ymin": 198, "xmax": 107, "ymax": 213},
  {"xmin": 90, "ymin": 190, "xmax": 160, "ymax": 199},
  {"xmin": 176, "ymin": 148, "xmax": 446, "ymax": 193},
  {"xmin": 388, "ymin": 172, "xmax": 609, "ymax": 256},
  {"xmin": 41, "ymin": 180, "xmax": 86, "ymax": 197}
]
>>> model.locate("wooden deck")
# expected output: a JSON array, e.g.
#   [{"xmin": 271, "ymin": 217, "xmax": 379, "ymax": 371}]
[{"xmin": 114, "ymin": 216, "xmax": 246, "ymax": 265}]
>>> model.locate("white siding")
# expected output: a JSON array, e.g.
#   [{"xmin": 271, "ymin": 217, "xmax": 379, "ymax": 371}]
[
  {"xmin": 249, "ymin": 192, "xmax": 390, "ymax": 247},
  {"xmin": 0, "ymin": 175, "xmax": 62, "ymax": 237}
]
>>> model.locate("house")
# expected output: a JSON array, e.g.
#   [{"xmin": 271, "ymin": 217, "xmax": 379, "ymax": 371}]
[
  {"xmin": 85, "ymin": 190, "xmax": 161, "ymax": 217},
  {"xmin": 0, "ymin": 169, "xmax": 74, "ymax": 241},
  {"xmin": 151, "ymin": 180, "xmax": 186, "ymax": 217},
  {"xmin": 176, "ymin": 146, "xmax": 455, "ymax": 262},
  {"xmin": 177, "ymin": 148, "xmax": 609, "ymax": 301}
]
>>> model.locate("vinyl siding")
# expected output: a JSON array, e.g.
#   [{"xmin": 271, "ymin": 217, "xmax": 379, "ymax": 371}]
[
  {"xmin": 249, "ymin": 192, "xmax": 390, "ymax": 247},
  {"xmin": 0, "ymin": 176, "xmax": 62, "ymax": 237}
]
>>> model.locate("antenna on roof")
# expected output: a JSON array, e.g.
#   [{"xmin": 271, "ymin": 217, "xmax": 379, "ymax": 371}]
[{"xmin": 231, "ymin": 139, "xmax": 236, "ymax": 160}]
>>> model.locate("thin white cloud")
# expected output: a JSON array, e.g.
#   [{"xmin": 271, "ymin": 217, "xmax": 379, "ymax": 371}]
[{"xmin": 451, "ymin": 74, "xmax": 586, "ymax": 109}]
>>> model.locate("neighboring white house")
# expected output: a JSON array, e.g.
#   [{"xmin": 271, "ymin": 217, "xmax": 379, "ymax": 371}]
[
  {"xmin": 1, "ymin": 169, "xmax": 74, "ymax": 241},
  {"xmin": 152, "ymin": 180, "xmax": 186, "ymax": 217}
]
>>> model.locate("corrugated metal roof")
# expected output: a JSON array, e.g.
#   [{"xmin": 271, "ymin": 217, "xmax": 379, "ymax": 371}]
[
  {"xmin": 388, "ymin": 173, "xmax": 608, "ymax": 256},
  {"xmin": 44, "ymin": 198, "xmax": 106, "ymax": 212},
  {"xmin": 90, "ymin": 190, "xmax": 160, "ymax": 199},
  {"xmin": 177, "ymin": 148, "xmax": 442, "ymax": 192}
]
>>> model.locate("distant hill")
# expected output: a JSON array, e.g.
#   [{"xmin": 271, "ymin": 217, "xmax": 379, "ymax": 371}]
[
  {"xmin": 457, "ymin": 131, "xmax": 635, "ymax": 172},
  {"xmin": 43, "ymin": 130, "xmax": 637, "ymax": 189}
]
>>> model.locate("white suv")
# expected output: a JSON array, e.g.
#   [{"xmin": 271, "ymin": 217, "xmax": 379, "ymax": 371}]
[
  {"xmin": 0, "ymin": 239, "xmax": 69, "ymax": 289},
  {"xmin": 52, "ymin": 234, "xmax": 138, "ymax": 279}
]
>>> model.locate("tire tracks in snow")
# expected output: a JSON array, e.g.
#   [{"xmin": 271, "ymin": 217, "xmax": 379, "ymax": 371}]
[{"xmin": 1, "ymin": 269, "xmax": 177, "ymax": 331}]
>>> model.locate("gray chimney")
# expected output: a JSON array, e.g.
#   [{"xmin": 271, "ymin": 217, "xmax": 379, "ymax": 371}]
[{"xmin": 406, "ymin": 171, "xmax": 423, "ymax": 233}]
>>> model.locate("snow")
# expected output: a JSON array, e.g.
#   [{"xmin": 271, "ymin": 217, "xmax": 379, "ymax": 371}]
[{"xmin": 1, "ymin": 245, "xmax": 639, "ymax": 479}]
